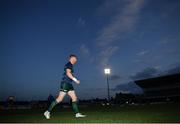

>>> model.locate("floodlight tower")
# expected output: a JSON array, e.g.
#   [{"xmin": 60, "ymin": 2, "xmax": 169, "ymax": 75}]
[{"xmin": 104, "ymin": 68, "xmax": 111, "ymax": 102}]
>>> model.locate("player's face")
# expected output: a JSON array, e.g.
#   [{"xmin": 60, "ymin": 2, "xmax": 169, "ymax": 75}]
[{"xmin": 70, "ymin": 57, "xmax": 77, "ymax": 65}]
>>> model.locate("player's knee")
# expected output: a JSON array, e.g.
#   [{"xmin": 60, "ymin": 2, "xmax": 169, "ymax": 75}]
[
  {"xmin": 72, "ymin": 96, "xmax": 77, "ymax": 102},
  {"xmin": 56, "ymin": 97, "xmax": 63, "ymax": 103},
  {"xmin": 56, "ymin": 98, "xmax": 62, "ymax": 103}
]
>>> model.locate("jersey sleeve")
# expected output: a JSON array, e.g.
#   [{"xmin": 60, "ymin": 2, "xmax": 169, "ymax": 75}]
[{"xmin": 65, "ymin": 63, "xmax": 73, "ymax": 71}]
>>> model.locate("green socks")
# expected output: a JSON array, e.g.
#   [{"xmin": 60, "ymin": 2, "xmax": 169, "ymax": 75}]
[
  {"xmin": 48, "ymin": 100, "xmax": 58, "ymax": 112},
  {"xmin": 48, "ymin": 100, "xmax": 79, "ymax": 114},
  {"xmin": 72, "ymin": 101, "xmax": 79, "ymax": 114}
]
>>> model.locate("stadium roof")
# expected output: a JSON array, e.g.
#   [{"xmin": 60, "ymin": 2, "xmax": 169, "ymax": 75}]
[{"xmin": 135, "ymin": 73, "xmax": 180, "ymax": 89}]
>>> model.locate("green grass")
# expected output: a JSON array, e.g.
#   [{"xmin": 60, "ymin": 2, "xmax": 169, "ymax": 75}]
[{"xmin": 0, "ymin": 102, "xmax": 180, "ymax": 123}]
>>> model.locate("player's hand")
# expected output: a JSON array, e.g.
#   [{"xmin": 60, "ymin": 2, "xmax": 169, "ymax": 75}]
[
  {"xmin": 76, "ymin": 80, "xmax": 80, "ymax": 84},
  {"xmin": 72, "ymin": 77, "xmax": 80, "ymax": 84}
]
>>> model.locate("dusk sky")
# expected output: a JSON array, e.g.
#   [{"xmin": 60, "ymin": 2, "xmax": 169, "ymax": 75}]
[{"xmin": 1, "ymin": 0, "xmax": 180, "ymax": 101}]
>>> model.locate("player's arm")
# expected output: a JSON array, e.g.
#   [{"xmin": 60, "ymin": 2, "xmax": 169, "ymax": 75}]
[{"xmin": 66, "ymin": 69, "xmax": 80, "ymax": 84}]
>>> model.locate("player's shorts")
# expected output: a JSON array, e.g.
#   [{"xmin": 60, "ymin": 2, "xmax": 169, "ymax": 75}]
[{"xmin": 60, "ymin": 82, "xmax": 74, "ymax": 92}]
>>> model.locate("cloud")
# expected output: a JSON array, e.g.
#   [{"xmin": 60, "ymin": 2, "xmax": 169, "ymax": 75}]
[
  {"xmin": 97, "ymin": 0, "xmax": 122, "ymax": 16},
  {"xmin": 112, "ymin": 81, "xmax": 143, "ymax": 94},
  {"xmin": 98, "ymin": 46, "xmax": 119, "ymax": 66},
  {"xmin": 160, "ymin": 35, "xmax": 180, "ymax": 44},
  {"xmin": 136, "ymin": 50, "xmax": 149, "ymax": 56},
  {"xmin": 109, "ymin": 74, "xmax": 122, "ymax": 81},
  {"xmin": 96, "ymin": 0, "xmax": 146, "ymax": 47},
  {"xmin": 165, "ymin": 62, "xmax": 180, "ymax": 75},
  {"xmin": 80, "ymin": 44, "xmax": 94, "ymax": 63},
  {"xmin": 129, "ymin": 63, "xmax": 180, "ymax": 81},
  {"xmin": 131, "ymin": 67, "xmax": 159, "ymax": 80},
  {"xmin": 80, "ymin": 0, "xmax": 146, "ymax": 67},
  {"xmin": 96, "ymin": 0, "xmax": 146, "ymax": 66},
  {"xmin": 79, "ymin": 45, "xmax": 119, "ymax": 67},
  {"xmin": 80, "ymin": 44, "xmax": 90, "ymax": 57},
  {"xmin": 77, "ymin": 17, "xmax": 86, "ymax": 27},
  {"xmin": 159, "ymin": 35, "xmax": 180, "ymax": 55},
  {"xmin": 167, "ymin": 66, "xmax": 180, "ymax": 74}
]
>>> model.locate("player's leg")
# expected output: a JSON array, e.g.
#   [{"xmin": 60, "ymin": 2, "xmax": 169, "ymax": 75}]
[
  {"xmin": 68, "ymin": 90, "xmax": 78, "ymax": 113},
  {"xmin": 44, "ymin": 91, "xmax": 66, "ymax": 119},
  {"xmin": 48, "ymin": 91, "xmax": 66, "ymax": 112},
  {"xmin": 68, "ymin": 90, "xmax": 86, "ymax": 117}
]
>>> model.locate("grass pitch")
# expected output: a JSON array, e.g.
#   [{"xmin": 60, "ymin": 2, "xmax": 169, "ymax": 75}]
[{"xmin": 0, "ymin": 102, "xmax": 180, "ymax": 123}]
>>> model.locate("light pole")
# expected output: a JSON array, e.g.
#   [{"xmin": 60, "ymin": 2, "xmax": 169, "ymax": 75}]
[{"xmin": 104, "ymin": 68, "xmax": 111, "ymax": 102}]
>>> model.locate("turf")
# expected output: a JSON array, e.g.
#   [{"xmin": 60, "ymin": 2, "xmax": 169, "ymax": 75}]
[{"xmin": 0, "ymin": 102, "xmax": 180, "ymax": 123}]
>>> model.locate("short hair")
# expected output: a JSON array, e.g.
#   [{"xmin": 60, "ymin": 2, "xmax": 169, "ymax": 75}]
[{"xmin": 69, "ymin": 54, "xmax": 77, "ymax": 58}]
